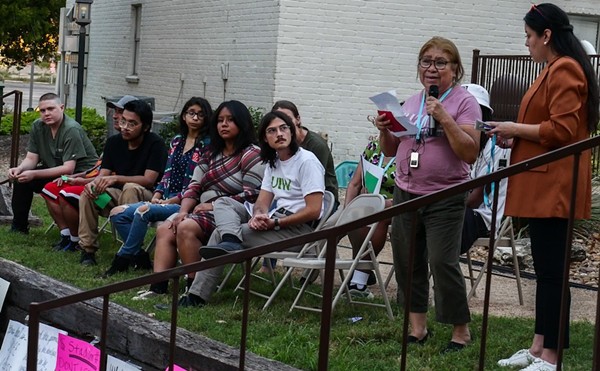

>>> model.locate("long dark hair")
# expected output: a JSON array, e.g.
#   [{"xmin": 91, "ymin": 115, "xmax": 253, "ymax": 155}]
[
  {"xmin": 209, "ymin": 100, "xmax": 257, "ymax": 159},
  {"xmin": 258, "ymin": 111, "xmax": 299, "ymax": 168},
  {"xmin": 525, "ymin": 3, "xmax": 600, "ymax": 132},
  {"xmin": 179, "ymin": 97, "xmax": 212, "ymax": 145}
]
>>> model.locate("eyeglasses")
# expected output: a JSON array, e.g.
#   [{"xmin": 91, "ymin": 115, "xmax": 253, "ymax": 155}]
[
  {"xmin": 118, "ymin": 119, "xmax": 141, "ymax": 129},
  {"xmin": 419, "ymin": 58, "xmax": 452, "ymax": 70},
  {"xmin": 266, "ymin": 124, "xmax": 290, "ymax": 136},
  {"xmin": 185, "ymin": 111, "xmax": 205, "ymax": 119}
]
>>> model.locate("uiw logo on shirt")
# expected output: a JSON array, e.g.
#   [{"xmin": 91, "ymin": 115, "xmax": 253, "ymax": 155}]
[{"xmin": 271, "ymin": 177, "xmax": 291, "ymax": 191}]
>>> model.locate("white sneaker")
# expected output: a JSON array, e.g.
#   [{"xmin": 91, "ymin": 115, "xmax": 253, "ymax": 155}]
[
  {"xmin": 498, "ymin": 349, "xmax": 538, "ymax": 367},
  {"xmin": 520, "ymin": 359, "xmax": 558, "ymax": 371},
  {"xmin": 132, "ymin": 290, "xmax": 161, "ymax": 301}
]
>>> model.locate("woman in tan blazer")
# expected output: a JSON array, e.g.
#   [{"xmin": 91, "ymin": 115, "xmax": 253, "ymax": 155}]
[{"xmin": 488, "ymin": 4, "xmax": 599, "ymax": 371}]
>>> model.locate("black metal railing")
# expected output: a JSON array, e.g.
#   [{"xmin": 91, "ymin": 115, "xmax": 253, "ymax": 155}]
[
  {"xmin": 1, "ymin": 89, "xmax": 24, "ymax": 169},
  {"xmin": 26, "ymin": 134, "xmax": 600, "ymax": 370}
]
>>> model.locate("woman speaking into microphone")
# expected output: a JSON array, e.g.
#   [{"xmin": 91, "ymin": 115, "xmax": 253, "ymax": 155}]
[{"xmin": 375, "ymin": 36, "xmax": 481, "ymax": 353}]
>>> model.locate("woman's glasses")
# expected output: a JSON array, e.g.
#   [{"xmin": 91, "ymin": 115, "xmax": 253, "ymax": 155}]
[
  {"xmin": 419, "ymin": 58, "xmax": 452, "ymax": 70},
  {"xmin": 185, "ymin": 111, "xmax": 205, "ymax": 119}
]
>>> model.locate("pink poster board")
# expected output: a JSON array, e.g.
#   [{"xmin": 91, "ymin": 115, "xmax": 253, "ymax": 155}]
[{"xmin": 56, "ymin": 333, "xmax": 100, "ymax": 371}]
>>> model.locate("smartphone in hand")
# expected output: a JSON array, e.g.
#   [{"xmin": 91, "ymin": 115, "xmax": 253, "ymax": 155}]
[{"xmin": 475, "ymin": 119, "xmax": 492, "ymax": 132}]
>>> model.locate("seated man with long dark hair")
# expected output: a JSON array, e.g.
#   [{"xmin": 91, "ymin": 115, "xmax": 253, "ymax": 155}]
[{"xmin": 179, "ymin": 110, "xmax": 326, "ymax": 307}]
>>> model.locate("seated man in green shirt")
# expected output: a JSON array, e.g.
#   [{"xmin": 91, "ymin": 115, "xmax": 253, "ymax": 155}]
[{"xmin": 7, "ymin": 93, "xmax": 98, "ymax": 234}]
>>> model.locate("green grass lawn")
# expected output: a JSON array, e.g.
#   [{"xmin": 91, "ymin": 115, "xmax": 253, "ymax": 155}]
[{"xmin": 0, "ymin": 196, "xmax": 595, "ymax": 370}]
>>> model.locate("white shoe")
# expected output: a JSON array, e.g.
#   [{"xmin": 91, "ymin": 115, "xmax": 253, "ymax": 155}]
[
  {"xmin": 498, "ymin": 349, "xmax": 538, "ymax": 367},
  {"xmin": 132, "ymin": 290, "xmax": 161, "ymax": 301},
  {"xmin": 520, "ymin": 359, "xmax": 558, "ymax": 371}
]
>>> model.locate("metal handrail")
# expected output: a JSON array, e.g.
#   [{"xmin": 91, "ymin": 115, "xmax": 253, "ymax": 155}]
[
  {"xmin": 26, "ymin": 134, "xmax": 600, "ymax": 370},
  {"xmin": 1, "ymin": 90, "xmax": 24, "ymax": 169}
]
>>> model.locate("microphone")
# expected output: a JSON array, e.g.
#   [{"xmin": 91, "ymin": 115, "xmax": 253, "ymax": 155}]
[{"xmin": 428, "ymin": 85, "xmax": 439, "ymax": 137}]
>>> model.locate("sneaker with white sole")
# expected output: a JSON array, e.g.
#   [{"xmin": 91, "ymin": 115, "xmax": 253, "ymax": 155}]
[
  {"xmin": 132, "ymin": 290, "xmax": 162, "ymax": 301},
  {"xmin": 348, "ymin": 284, "xmax": 374, "ymax": 299},
  {"xmin": 498, "ymin": 349, "xmax": 538, "ymax": 367},
  {"xmin": 520, "ymin": 359, "xmax": 558, "ymax": 371}
]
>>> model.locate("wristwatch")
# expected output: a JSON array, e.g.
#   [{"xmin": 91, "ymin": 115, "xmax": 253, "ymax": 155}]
[{"xmin": 273, "ymin": 218, "xmax": 280, "ymax": 231}]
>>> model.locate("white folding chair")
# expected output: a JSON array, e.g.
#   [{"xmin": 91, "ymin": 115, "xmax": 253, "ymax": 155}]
[
  {"xmin": 465, "ymin": 216, "xmax": 524, "ymax": 305},
  {"xmin": 283, "ymin": 193, "xmax": 394, "ymax": 319},
  {"xmin": 221, "ymin": 191, "xmax": 336, "ymax": 304},
  {"xmin": 217, "ymin": 191, "xmax": 335, "ymax": 300}
]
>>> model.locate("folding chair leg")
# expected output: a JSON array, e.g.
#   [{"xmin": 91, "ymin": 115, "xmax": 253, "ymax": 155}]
[
  {"xmin": 144, "ymin": 236, "xmax": 157, "ymax": 255},
  {"xmin": 217, "ymin": 264, "xmax": 239, "ymax": 293},
  {"xmin": 45, "ymin": 221, "xmax": 57, "ymax": 235},
  {"xmin": 262, "ymin": 265, "xmax": 296, "ymax": 310},
  {"xmin": 373, "ymin": 263, "xmax": 394, "ymax": 320},
  {"xmin": 384, "ymin": 267, "xmax": 395, "ymax": 290},
  {"xmin": 508, "ymin": 220, "xmax": 524, "ymax": 305},
  {"xmin": 466, "ymin": 251, "xmax": 477, "ymax": 297},
  {"xmin": 234, "ymin": 257, "xmax": 262, "ymax": 292},
  {"xmin": 467, "ymin": 258, "xmax": 489, "ymax": 300}
]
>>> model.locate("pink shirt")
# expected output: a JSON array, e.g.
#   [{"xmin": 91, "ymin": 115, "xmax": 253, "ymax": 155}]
[{"xmin": 394, "ymin": 86, "xmax": 481, "ymax": 195}]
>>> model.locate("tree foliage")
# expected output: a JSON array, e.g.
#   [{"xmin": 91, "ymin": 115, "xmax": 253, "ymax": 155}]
[{"xmin": 0, "ymin": 0, "xmax": 63, "ymax": 67}]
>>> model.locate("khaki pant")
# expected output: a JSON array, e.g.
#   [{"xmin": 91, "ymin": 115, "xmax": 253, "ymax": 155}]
[
  {"xmin": 78, "ymin": 183, "xmax": 152, "ymax": 252},
  {"xmin": 188, "ymin": 197, "xmax": 313, "ymax": 302}
]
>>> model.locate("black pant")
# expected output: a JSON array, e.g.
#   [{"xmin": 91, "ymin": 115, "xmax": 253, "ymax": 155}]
[
  {"xmin": 460, "ymin": 208, "xmax": 489, "ymax": 254},
  {"xmin": 11, "ymin": 178, "xmax": 52, "ymax": 231},
  {"xmin": 529, "ymin": 217, "xmax": 570, "ymax": 349}
]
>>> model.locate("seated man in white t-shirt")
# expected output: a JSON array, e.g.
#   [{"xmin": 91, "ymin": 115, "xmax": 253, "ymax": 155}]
[{"xmin": 179, "ymin": 110, "xmax": 325, "ymax": 307}]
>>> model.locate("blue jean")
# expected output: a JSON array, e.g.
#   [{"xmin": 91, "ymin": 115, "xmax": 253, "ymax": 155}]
[{"xmin": 111, "ymin": 202, "xmax": 181, "ymax": 256}]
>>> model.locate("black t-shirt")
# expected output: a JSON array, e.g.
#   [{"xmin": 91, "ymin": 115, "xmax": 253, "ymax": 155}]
[{"xmin": 101, "ymin": 132, "xmax": 168, "ymax": 189}]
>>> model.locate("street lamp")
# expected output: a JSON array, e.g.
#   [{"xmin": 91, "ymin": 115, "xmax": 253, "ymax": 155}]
[
  {"xmin": 74, "ymin": 0, "xmax": 93, "ymax": 125},
  {"xmin": 0, "ymin": 80, "xmax": 4, "ymax": 123}
]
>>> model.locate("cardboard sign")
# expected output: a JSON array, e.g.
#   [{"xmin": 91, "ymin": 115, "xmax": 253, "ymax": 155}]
[
  {"xmin": 56, "ymin": 333, "xmax": 100, "ymax": 371},
  {"xmin": 164, "ymin": 365, "xmax": 187, "ymax": 371},
  {"xmin": 0, "ymin": 277, "xmax": 9, "ymax": 312},
  {"xmin": 107, "ymin": 355, "xmax": 141, "ymax": 371},
  {"xmin": 0, "ymin": 320, "xmax": 66, "ymax": 371}
]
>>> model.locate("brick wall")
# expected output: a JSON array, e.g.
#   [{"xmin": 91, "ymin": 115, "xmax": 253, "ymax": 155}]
[{"xmin": 65, "ymin": 0, "xmax": 600, "ymax": 162}]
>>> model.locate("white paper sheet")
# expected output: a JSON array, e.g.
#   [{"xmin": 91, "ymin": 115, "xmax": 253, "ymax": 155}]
[{"xmin": 369, "ymin": 91, "xmax": 418, "ymax": 137}]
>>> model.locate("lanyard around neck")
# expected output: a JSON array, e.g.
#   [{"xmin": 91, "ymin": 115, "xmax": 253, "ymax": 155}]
[
  {"xmin": 378, "ymin": 154, "xmax": 396, "ymax": 173},
  {"xmin": 483, "ymin": 135, "xmax": 496, "ymax": 208},
  {"xmin": 415, "ymin": 87, "xmax": 453, "ymax": 141}
]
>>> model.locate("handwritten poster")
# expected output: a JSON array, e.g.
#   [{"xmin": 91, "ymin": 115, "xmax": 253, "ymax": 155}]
[
  {"xmin": 107, "ymin": 354, "xmax": 141, "ymax": 371},
  {"xmin": 0, "ymin": 320, "xmax": 66, "ymax": 371},
  {"xmin": 164, "ymin": 365, "xmax": 187, "ymax": 371},
  {"xmin": 0, "ymin": 277, "xmax": 9, "ymax": 311},
  {"xmin": 56, "ymin": 333, "xmax": 100, "ymax": 371}
]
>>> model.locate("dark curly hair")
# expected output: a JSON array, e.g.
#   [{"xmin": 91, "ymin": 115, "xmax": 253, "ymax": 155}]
[{"xmin": 258, "ymin": 111, "xmax": 299, "ymax": 168}]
